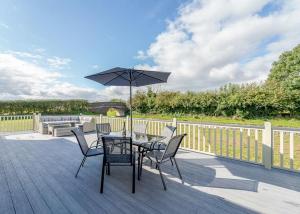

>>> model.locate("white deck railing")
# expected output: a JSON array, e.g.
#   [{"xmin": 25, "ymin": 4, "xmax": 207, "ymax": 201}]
[
  {"xmin": 272, "ymin": 127, "xmax": 300, "ymax": 171},
  {"xmin": 98, "ymin": 115, "xmax": 300, "ymax": 173},
  {"xmin": 1, "ymin": 114, "xmax": 299, "ymax": 173},
  {"xmin": 0, "ymin": 115, "xmax": 34, "ymax": 133}
]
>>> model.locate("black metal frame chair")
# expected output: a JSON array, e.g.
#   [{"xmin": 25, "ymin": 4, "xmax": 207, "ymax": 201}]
[
  {"xmin": 71, "ymin": 128, "xmax": 104, "ymax": 178},
  {"xmin": 140, "ymin": 126, "xmax": 176, "ymax": 174},
  {"xmin": 141, "ymin": 134, "xmax": 186, "ymax": 190},
  {"xmin": 95, "ymin": 123, "xmax": 112, "ymax": 147},
  {"xmin": 133, "ymin": 123, "xmax": 148, "ymax": 134},
  {"xmin": 148, "ymin": 125, "xmax": 176, "ymax": 151},
  {"xmin": 100, "ymin": 136, "xmax": 136, "ymax": 193}
]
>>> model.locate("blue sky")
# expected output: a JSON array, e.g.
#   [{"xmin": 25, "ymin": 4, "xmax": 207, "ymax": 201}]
[
  {"xmin": 0, "ymin": 0, "xmax": 185, "ymax": 89},
  {"xmin": 0, "ymin": 0, "xmax": 299, "ymax": 100}
]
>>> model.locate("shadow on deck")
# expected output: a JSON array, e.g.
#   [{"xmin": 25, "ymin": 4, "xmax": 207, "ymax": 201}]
[{"xmin": 0, "ymin": 132, "xmax": 299, "ymax": 214}]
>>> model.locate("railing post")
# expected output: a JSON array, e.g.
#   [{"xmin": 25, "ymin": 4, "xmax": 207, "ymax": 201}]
[
  {"xmin": 172, "ymin": 118, "xmax": 177, "ymax": 135},
  {"xmin": 126, "ymin": 115, "xmax": 129, "ymax": 131},
  {"xmin": 33, "ymin": 113, "xmax": 36, "ymax": 131},
  {"xmin": 99, "ymin": 114, "xmax": 103, "ymax": 124},
  {"xmin": 263, "ymin": 122, "xmax": 272, "ymax": 169},
  {"xmin": 36, "ymin": 113, "xmax": 41, "ymax": 132}
]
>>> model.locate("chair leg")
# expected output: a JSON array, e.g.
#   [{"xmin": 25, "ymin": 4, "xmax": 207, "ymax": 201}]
[
  {"xmin": 146, "ymin": 156, "xmax": 152, "ymax": 167},
  {"xmin": 100, "ymin": 157, "xmax": 106, "ymax": 193},
  {"xmin": 106, "ymin": 163, "xmax": 111, "ymax": 175},
  {"xmin": 132, "ymin": 157, "xmax": 135, "ymax": 193},
  {"xmin": 81, "ymin": 156, "xmax": 87, "ymax": 167},
  {"xmin": 139, "ymin": 155, "xmax": 144, "ymax": 179},
  {"xmin": 157, "ymin": 163, "xmax": 167, "ymax": 190},
  {"xmin": 173, "ymin": 158, "xmax": 183, "ymax": 181},
  {"xmin": 75, "ymin": 157, "xmax": 85, "ymax": 178},
  {"xmin": 170, "ymin": 157, "xmax": 174, "ymax": 166}
]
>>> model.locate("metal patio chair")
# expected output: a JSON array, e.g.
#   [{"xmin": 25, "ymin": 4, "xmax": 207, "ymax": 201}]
[
  {"xmin": 140, "ymin": 126, "xmax": 177, "ymax": 173},
  {"xmin": 100, "ymin": 136, "xmax": 136, "ymax": 193},
  {"xmin": 71, "ymin": 128, "xmax": 104, "ymax": 178},
  {"xmin": 142, "ymin": 134, "xmax": 186, "ymax": 190},
  {"xmin": 149, "ymin": 125, "xmax": 176, "ymax": 150},
  {"xmin": 94, "ymin": 123, "xmax": 112, "ymax": 147},
  {"xmin": 133, "ymin": 123, "xmax": 148, "ymax": 134}
]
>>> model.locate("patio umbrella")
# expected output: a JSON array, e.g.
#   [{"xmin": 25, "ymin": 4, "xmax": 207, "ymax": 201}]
[{"xmin": 85, "ymin": 67, "xmax": 171, "ymax": 136}]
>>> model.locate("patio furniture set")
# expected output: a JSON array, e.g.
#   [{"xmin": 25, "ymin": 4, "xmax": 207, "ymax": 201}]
[
  {"xmin": 73, "ymin": 67, "xmax": 183, "ymax": 193},
  {"xmin": 38, "ymin": 115, "xmax": 95, "ymax": 137},
  {"xmin": 72, "ymin": 122, "xmax": 186, "ymax": 193}
]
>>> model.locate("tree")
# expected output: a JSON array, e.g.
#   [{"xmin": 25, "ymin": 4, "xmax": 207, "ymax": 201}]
[{"xmin": 266, "ymin": 44, "xmax": 300, "ymax": 116}]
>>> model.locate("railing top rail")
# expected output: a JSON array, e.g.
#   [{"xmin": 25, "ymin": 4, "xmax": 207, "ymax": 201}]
[
  {"xmin": 102, "ymin": 116, "xmax": 173, "ymax": 123},
  {"xmin": 273, "ymin": 126, "xmax": 300, "ymax": 132},
  {"xmin": 0, "ymin": 114, "xmax": 33, "ymax": 116},
  {"xmin": 177, "ymin": 120, "xmax": 264, "ymax": 129},
  {"xmin": 134, "ymin": 118, "xmax": 172, "ymax": 123},
  {"xmin": 99, "ymin": 115, "xmax": 300, "ymax": 131}
]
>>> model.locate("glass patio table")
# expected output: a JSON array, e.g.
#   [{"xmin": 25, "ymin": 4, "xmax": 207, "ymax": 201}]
[{"xmin": 102, "ymin": 131, "xmax": 165, "ymax": 180}]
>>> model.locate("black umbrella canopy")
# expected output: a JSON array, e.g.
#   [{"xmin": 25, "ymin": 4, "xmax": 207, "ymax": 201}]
[
  {"xmin": 85, "ymin": 67, "xmax": 171, "ymax": 136},
  {"xmin": 85, "ymin": 67, "xmax": 171, "ymax": 87}
]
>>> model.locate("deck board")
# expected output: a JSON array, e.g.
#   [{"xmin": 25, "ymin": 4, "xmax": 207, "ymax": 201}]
[
  {"xmin": 0, "ymin": 145, "xmax": 15, "ymax": 214},
  {"xmin": 1, "ymin": 132, "xmax": 300, "ymax": 214}
]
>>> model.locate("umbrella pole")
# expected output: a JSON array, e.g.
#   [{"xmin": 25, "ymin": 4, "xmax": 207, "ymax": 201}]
[{"xmin": 130, "ymin": 81, "xmax": 133, "ymax": 137}]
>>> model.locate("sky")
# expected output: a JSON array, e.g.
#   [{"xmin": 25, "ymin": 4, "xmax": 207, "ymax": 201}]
[{"xmin": 0, "ymin": 0, "xmax": 300, "ymax": 101}]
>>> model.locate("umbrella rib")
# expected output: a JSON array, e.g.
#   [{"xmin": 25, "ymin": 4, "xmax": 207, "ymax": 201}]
[
  {"xmin": 131, "ymin": 71, "xmax": 144, "ymax": 82},
  {"xmin": 133, "ymin": 70, "xmax": 169, "ymax": 84},
  {"xmin": 103, "ymin": 71, "xmax": 131, "ymax": 85}
]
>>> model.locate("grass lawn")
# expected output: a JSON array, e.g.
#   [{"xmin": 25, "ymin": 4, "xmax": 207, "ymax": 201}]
[{"xmin": 134, "ymin": 113, "xmax": 300, "ymax": 128}]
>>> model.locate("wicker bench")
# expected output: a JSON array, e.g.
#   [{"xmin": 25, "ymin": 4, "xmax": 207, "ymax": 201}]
[
  {"xmin": 53, "ymin": 127, "xmax": 74, "ymax": 137},
  {"xmin": 48, "ymin": 123, "xmax": 71, "ymax": 135}
]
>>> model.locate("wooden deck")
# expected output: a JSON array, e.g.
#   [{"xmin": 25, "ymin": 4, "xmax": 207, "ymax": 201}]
[{"xmin": 0, "ymin": 132, "xmax": 300, "ymax": 214}]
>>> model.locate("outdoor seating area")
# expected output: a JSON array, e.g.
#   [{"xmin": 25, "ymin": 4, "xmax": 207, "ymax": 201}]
[
  {"xmin": 1, "ymin": 1, "xmax": 300, "ymax": 213},
  {"xmin": 1, "ymin": 131, "xmax": 300, "ymax": 214},
  {"xmin": 38, "ymin": 115, "xmax": 96, "ymax": 136}
]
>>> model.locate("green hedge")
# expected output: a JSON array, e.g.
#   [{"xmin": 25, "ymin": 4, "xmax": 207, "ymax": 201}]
[
  {"xmin": 132, "ymin": 44, "xmax": 300, "ymax": 119},
  {"xmin": 0, "ymin": 100, "xmax": 89, "ymax": 115}
]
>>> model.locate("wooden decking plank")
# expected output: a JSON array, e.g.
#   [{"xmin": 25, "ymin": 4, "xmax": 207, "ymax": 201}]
[
  {"xmin": 0, "ymin": 139, "xmax": 34, "ymax": 213},
  {"xmin": 8, "ymin": 140, "xmax": 71, "ymax": 214},
  {"xmin": 16, "ymin": 140, "xmax": 101, "ymax": 214},
  {"xmin": 0, "ymin": 138, "xmax": 15, "ymax": 214},
  {"xmin": 15, "ymin": 140, "xmax": 89, "ymax": 214},
  {"xmin": 3, "ymin": 140, "xmax": 53, "ymax": 214}
]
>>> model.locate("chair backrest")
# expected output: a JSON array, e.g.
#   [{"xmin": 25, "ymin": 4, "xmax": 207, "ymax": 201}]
[
  {"xmin": 161, "ymin": 134, "xmax": 186, "ymax": 160},
  {"xmin": 160, "ymin": 125, "xmax": 176, "ymax": 144},
  {"xmin": 96, "ymin": 123, "xmax": 111, "ymax": 138},
  {"xmin": 101, "ymin": 136, "xmax": 133, "ymax": 164},
  {"xmin": 71, "ymin": 128, "xmax": 89, "ymax": 155},
  {"xmin": 133, "ymin": 123, "xmax": 148, "ymax": 134}
]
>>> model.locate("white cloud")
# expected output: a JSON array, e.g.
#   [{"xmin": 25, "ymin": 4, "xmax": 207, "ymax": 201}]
[
  {"xmin": 34, "ymin": 48, "xmax": 46, "ymax": 54},
  {"xmin": 0, "ymin": 53, "xmax": 111, "ymax": 100},
  {"xmin": 6, "ymin": 50, "xmax": 42, "ymax": 60},
  {"xmin": 137, "ymin": 0, "xmax": 300, "ymax": 91},
  {"xmin": 135, "ymin": 50, "xmax": 148, "ymax": 60},
  {"xmin": 47, "ymin": 56, "xmax": 71, "ymax": 69}
]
